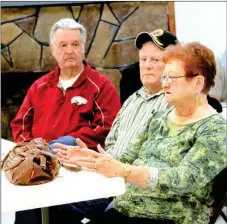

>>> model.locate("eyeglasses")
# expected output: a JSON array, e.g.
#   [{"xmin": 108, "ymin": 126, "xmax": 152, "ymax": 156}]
[{"xmin": 160, "ymin": 74, "xmax": 199, "ymax": 84}]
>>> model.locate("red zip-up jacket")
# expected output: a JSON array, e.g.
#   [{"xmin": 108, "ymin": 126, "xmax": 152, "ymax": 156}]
[{"xmin": 10, "ymin": 64, "xmax": 121, "ymax": 150}]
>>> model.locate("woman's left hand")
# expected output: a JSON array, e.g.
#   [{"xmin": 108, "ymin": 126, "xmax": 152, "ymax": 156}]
[
  {"xmin": 58, "ymin": 147, "xmax": 102, "ymax": 166},
  {"xmin": 75, "ymin": 145, "xmax": 124, "ymax": 178}
]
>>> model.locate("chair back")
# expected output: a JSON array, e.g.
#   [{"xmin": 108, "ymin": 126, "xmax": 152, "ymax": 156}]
[{"xmin": 209, "ymin": 167, "xmax": 227, "ymax": 224}]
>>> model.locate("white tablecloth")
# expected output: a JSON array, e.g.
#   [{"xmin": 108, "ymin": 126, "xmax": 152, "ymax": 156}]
[{"xmin": 1, "ymin": 139, "xmax": 126, "ymax": 213}]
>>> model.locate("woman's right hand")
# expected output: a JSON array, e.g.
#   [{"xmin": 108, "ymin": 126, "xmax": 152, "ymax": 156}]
[
  {"xmin": 53, "ymin": 138, "xmax": 89, "ymax": 157},
  {"xmin": 53, "ymin": 138, "xmax": 107, "ymax": 166}
]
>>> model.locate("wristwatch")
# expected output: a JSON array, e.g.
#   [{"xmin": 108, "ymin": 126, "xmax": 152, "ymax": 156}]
[{"xmin": 122, "ymin": 164, "xmax": 132, "ymax": 180}]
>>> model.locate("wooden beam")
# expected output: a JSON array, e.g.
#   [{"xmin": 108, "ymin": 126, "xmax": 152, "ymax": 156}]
[{"xmin": 168, "ymin": 2, "xmax": 176, "ymax": 34}]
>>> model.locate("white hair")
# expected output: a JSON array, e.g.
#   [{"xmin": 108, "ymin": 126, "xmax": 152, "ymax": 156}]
[{"xmin": 49, "ymin": 18, "xmax": 87, "ymax": 44}]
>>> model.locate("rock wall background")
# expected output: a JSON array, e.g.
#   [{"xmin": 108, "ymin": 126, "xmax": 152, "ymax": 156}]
[{"xmin": 1, "ymin": 1, "xmax": 171, "ymax": 140}]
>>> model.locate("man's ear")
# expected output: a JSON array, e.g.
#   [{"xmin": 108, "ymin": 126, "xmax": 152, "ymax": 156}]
[
  {"xmin": 82, "ymin": 42, "xmax": 86, "ymax": 52},
  {"xmin": 50, "ymin": 44, "xmax": 54, "ymax": 56},
  {"xmin": 50, "ymin": 44, "xmax": 53, "ymax": 52}
]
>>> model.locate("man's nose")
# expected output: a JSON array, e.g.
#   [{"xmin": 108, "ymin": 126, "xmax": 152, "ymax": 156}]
[
  {"xmin": 144, "ymin": 59, "xmax": 153, "ymax": 68},
  {"xmin": 66, "ymin": 45, "xmax": 73, "ymax": 53}
]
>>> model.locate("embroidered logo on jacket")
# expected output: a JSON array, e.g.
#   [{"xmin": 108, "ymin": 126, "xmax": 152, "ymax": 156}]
[{"xmin": 71, "ymin": 96, "xmax": 88, "ymax": 105}]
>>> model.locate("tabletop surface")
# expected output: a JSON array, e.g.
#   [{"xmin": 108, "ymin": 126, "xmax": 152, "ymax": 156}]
[
  {"xmin": 1, "ymin": 139, "xmax": 126, "ymax": 213},
  {"xmin": 1, "ymin": 106, "xmax": 225, "ymax": 213}
]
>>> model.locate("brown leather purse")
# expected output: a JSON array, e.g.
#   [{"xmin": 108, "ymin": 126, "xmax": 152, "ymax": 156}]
[{"xmin": 1, "ymin": 138, "xmax": 60, "ymax": 185}]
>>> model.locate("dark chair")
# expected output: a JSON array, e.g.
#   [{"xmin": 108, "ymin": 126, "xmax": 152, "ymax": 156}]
[
  {"xmin": 207, "ymin": 95, "xmax": 223, "ymax": 113},
  {"xmin": 209, "ymin": 168, "xmax": 227, "ymax": 224},
  {"xmin": 120, "ymin": 62, "xmax": 142, "ymax": 105}
]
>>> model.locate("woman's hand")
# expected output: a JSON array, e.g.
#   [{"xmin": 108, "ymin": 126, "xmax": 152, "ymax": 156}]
[
  {"xmin": 75, "ymin": 144, "xmax": 124, "ymax": 178},
  {"xmin": 54, "ymin": 139, "xmax": 123, "ymax": 178},
  {"xmin": 54, "ymin": 138, "xmax": 95, "ymax": 160}
]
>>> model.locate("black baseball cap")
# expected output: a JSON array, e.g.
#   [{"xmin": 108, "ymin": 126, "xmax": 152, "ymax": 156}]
[{"xmin": 135, "ymin": 29, "xmax": 178, "ymax": 50}]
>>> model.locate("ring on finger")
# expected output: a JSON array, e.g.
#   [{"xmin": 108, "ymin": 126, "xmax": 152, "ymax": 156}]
[{"xmin": 93, "ymin": 161, "xmax": 97, "ymax": 169}]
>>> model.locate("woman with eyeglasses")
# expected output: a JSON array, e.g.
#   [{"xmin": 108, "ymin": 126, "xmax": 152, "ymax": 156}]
[{"xmin": 55, "ymin": 42, "xmax": 227, "ymax": 224}]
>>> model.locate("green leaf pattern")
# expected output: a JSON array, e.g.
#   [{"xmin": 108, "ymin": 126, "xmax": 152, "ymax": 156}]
[{"xmin": 113, "ymin": 110, "xmax": 227, "ymax": 224}]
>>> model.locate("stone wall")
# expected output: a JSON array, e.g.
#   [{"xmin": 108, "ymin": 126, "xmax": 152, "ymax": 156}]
[{"xmin": 1, "ymin": 1, "xmax": 170, "ymax": 140}]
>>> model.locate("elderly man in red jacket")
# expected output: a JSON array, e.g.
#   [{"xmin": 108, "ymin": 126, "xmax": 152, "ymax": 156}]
[{"xmin": 10, "ymin": 18, "xmax": 121, "ymax": 151}]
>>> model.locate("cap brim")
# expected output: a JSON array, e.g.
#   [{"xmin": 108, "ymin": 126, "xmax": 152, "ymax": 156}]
[
  {"xmin": 135, "ymin": 32, "xmax": 164, "ymax": 50},
  {"xmin": 135, "ymin": 32, "xmax": 153, "ymax": 49}
]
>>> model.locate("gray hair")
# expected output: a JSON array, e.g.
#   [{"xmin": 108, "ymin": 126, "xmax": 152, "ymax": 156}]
[{"xmin": 49, "ymin": 18, "xmax": 87, "ymax": 44}]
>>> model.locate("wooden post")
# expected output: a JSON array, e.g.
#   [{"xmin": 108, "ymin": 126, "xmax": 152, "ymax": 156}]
[{"xmin": 168, "ymin": 2, "xmax": 176, "ymax": 34}]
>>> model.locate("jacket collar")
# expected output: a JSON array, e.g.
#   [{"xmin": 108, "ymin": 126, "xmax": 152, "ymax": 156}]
[{"xmin": 48, "ymin": 61, "xmax": 91, "ymax": 88}]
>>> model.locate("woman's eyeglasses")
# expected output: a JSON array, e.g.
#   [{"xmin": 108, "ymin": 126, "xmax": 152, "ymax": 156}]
[{"xmin": 160, "ymin": 74, "xmax": 199, "ymax": 84}]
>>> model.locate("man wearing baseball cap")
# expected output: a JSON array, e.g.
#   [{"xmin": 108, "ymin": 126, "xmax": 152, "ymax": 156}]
[
  {"xmin": 120, "ymin": 29, "xmax": 178, "ymax": 104},
  {"xmin": 48, "ymin": 29, "xmax": 179, "ymax": 224},
  {"xmin": 106, "ymin": 28, "xmax": 178, "ymax": 157}
]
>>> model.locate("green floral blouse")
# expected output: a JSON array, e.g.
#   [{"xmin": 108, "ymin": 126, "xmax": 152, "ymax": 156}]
[{"xmin": 113, "ymin": 109, "xmax": 227, "ymax": 224}]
